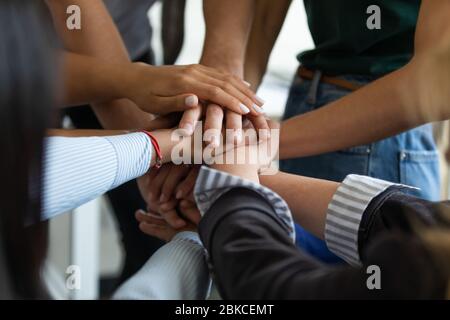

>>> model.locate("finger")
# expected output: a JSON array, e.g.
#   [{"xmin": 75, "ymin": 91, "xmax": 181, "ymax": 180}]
[
  {"xmin": 190, "ymin": 73, "xmax": 264, "ymax": 116},
  {"xmin": 204, "ymin": 104, "xmax": 224, "ymax": 147},
  {"xmin": 135, "ymin": 210, "xmax": 166, "ymax": 226},
  {"xmin": 225, "ymin": 111, "xmax": 243, "ymax": 144},
  {"xmin": 152, "ymin": 94, "xmax": 199, "ymax": 114},
  {"xmin": 185, "ymin": 80, "xmax": 253, "ymax": 116},
  {"xmin": 147, "ymin": 165, "xmax": 171, "ymax": 202},
  {"xmin": 196, "ymin": 65, "xmax": 265, "ymax": 106},
  {"xmin": 247, "ymin": 114, "xmax": 271, "ymax": 141},
  {"xmin": 159, "ymin": 208, "xmax": 187, "ymax": 229},
  {"xmin": 139, "ymin": 222, "xmax": 176, "ymax": 242},
  {"xmin": 157, "ymin": 198, "xmax": 178, "ymax": 212},
  {"xmin": 160, "ymin": 165, "xmax": 191, "ymax": 202},
  {"xmin": 178, "ymin": 105, "xmax": 202, "ymax": 135},
  {"xmin": 179, "ymin": 200, "xmax": 201, "ymax": 225},
  {"xmin": 175, "ymin": 166, "xmax": 200, "ymax": 200},
  {"xmin": 146, "ymin": 113, "xmax": 183, "ymax": 131}
]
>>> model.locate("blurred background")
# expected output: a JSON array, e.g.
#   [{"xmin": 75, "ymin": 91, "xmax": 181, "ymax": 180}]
[{"xmin": 45, "ymin": 0, "xmax": 450, "ymax": 300}]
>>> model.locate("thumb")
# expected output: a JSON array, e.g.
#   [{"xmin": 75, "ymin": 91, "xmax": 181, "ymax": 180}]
[{"xmin": 154, "ymin": 94, "xmax": 199, "ymax": 114}]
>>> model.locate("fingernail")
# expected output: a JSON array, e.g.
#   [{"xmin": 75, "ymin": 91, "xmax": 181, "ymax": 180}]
[
  {"xmin": 181, "ymin": 123, "xmax": 194, "ymax": 135},
  {"xmin": 255, "ymin": 95, "xmax": 265, "ymax": 105},
  {"xmin": 185, "ymin": 95, "xmax": 198, "ymax": 107},
  {"xmin": 243, "ymin": 80, "xmax": 251, "ymax": 87},
  {"xmin": 160, "ymin": 194, "xmax": 167, "ymax": 202},
  {"xmin": 253, "ymin": 104, "xmax": 265, "ymax": 114},
  {"xmin": 176, "ymin": 190, "xmax": 183, "ymax": 199},
  {"xmin": 240, "ymin": 104, "xmax": 250, "ymax": 114},
  {"xmin": 137, "ymin": 209, "xmax": 146, "ymax": 215},
  {"xmin": 148, "ymin": 192, "xmax": 154, "ymax": 200}
]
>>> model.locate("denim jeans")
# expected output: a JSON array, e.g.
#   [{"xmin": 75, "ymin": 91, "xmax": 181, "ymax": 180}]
[{"xmin": 281, "ymin": 72, "xmax": 441, "ymax": 263}]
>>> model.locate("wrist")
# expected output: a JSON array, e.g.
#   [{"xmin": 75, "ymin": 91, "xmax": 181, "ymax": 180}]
[
  {"xmin": 121, "ymin": 62, "xmax": 154, "ymax": 102},
  {"xmin": 200, "ymin": 53, "xmax": 244, "ymax": 77},
  {"xmin": 211, "ymin": 163, "xmax": 260, "ymax": 183}
]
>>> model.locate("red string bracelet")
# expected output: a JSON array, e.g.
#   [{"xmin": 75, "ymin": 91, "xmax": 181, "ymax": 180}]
[{"xmin": 141, "ymin": 130, "xmax": 162, "ymax": 169}]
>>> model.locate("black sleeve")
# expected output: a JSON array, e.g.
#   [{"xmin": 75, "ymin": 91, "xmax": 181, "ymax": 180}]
[
  {"xmin": 358, "ymin": 189, "xmax": 450, "ymax": 262},
  {"xmin": 198, "ymin": 188, "xmax": 370, "ymax": 299},
  {"xmin": 199, "ymin": 188, "xmax": 448, "ymax": 299}
]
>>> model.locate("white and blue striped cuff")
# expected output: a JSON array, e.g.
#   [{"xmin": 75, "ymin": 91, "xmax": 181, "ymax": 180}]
[
  {"xmin": 325, "ymin": 174, "xmax": 416, "ymax": 266},
  {"xmin": 104, "ymin": 132, "xmax": 152, "ymax": 189},
  {"xmin": 194, "ymin": 166, "xmax": 296, "ymax": 242}
]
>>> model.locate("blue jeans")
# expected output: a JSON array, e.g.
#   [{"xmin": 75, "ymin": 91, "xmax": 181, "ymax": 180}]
[{"xmin": 281, "ymin": 72, "xmax": 441, "ymax": 263}]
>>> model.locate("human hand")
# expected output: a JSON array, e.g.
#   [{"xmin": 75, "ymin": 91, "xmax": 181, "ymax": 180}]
[
  {"xmin": 178, "ymin": 57, "xmax": 270, "ymax": 146},
  {"xmin": 135, "ymin": 202, "xmax": 200, "ymax": 242},
  {"xmin": 135, "ymin": 200, "xmax": 200, "ymax": 242},
  {"xmin": 124, "ymin": 63, "xmax": 264, "ymax": 120}
]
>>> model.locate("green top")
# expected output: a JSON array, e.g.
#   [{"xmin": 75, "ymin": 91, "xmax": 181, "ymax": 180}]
[{"xmin": 299, "ymin": 0, "xmax": 421, "ymax": 76}]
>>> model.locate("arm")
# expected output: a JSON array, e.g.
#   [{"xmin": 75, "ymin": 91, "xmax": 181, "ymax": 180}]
[
  {"xmin": 194, "ymin": 0, "xmax": 268, "ymax": 146},
  {"xmin": 201, "ymin": 0, "xmax": 256, "ymax": 75},
  {"xmin": 280, "ymin": 0, "xmax": 450, "ymax": 159},
  {"xmin": 41, "ymin": 129, "xmax": 186, "ymax": 220},
  {"xmin": 113, "ymin": 231, "xmax": 210, "ymax": 300},
  {"xmin": 259, "ymin": 172, "xmax": 338, "ymax": 239},
  {"xmin": 46, "ymin": 0, "xmax": 153, "ymax": 130},
  {"xmin": 199, "ymin": 188, "xmax": 444, "ymax": 299},
  {"xmin": 244, "ymin": 0, "xmax": 292, "ymax": 89}
]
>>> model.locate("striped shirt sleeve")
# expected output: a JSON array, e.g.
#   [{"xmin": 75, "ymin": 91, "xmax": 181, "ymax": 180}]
[
  {"xmin": 325, "ymin": 174, "xmax": 416, "ymax": 266},
  {"xmin": 41, "ymin": 133, "xmax": 152, "ymax": 221},
  {"xmin": 113, "ymin": 231, "xmax": 212, "ymax": 300},
  {"xmin": 194, "ymin": 166, "xmax": 296, "ymax": 242}
]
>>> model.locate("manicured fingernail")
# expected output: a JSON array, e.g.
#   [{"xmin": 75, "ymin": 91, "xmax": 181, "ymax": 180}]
[
  {"xmin": 185, "ymin": 95, "xmax": 198, "ymax": 107},
  {"xmin": 243, "ymin": 80, "xmax": 251, "ymax": 87},
  {"xmin": 240, "ymin": 104, "xmax": 250, "ymax": 114},
  {"xmin": 255, "ymin": 95, "xmax": 265, "ymax": 105},
  {"xmin": 181, "ymin": 123, "xmax": 194, "ymax": 135},
  {"xmin": 176, "ymin": 190, "xmax": 183, "ymax": 199},
  {"xmin": 253, "ymin": 104, "xmax": 265, "ymax": 114}
]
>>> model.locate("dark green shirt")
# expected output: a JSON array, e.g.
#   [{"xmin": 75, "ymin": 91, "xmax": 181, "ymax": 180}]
[{"xmin": 299, "ymin": 0, "xmax": 421, "ymax": 76}]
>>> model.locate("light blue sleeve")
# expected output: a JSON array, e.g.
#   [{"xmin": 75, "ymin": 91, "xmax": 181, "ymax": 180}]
[
  {"xmin": 113, "ymin": 231, "xmax": 211, "ymax": 300},
  {"xmin": 41, "ymin": 133, "xmax": 152, "ymax": 221}
]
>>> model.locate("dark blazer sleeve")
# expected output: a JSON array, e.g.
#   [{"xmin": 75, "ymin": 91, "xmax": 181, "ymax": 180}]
[
  {"xmin": 358, "ymin": 189, "xmax": 450, "ymax": 262},
  {"xmin": 199, "ymin": 188, "xmax": 447, "ymax": 299}
]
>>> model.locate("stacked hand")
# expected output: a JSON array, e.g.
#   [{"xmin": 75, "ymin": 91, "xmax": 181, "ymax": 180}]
[
  {"xmin": 124, "ymin": 63, "xmax": 269, "ymax": 138},
  {"xmin": 136, "ymin": 118, "xmax": 280, "ymax": 241}
]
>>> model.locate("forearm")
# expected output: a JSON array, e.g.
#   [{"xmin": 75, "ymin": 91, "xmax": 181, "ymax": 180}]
[
  {"xmin": 113, "ymin": 232, "xmax": 210, "ymax": 300},
  {"xmin": 46, "ymin": 0, "xmax": 155, "ymax": 129},
  {"xmin": 201, "ymin": 0, "xmax": 256, "ymax": 75},
  {"xmin": 279, "ymin": 67, "xmax": 416, "ymax": 159},
  {"xmin": 61, "ymin": 52, "xmax": 132, "ymax": 106},
  {"xmin": 260, "ymin": 172, "xmax": 338, "ymax": 238},
  {"xmin": 244, "ymin": 0, "xmax": 292, "ymax": 89},
  {"xmin": 41, "ymin": 133, "xmax": 153, "ymax": 220},
  {"xmin": 200, "ymin": 188, "xmax": 352, "ymax": 299},
  {"xmin": 280, "ymin": 0, "xmax": 450, "ymax": 159}
]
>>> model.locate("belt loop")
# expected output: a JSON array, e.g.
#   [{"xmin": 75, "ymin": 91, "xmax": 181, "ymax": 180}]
[{"xmin": 306, "ymin": 70, "xmax": 322, "ymax": 105}]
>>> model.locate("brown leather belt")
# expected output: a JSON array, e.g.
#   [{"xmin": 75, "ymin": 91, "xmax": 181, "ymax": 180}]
[{"xmin": 298, "ymin": 66, "xmax": 364, "ymax": 91}]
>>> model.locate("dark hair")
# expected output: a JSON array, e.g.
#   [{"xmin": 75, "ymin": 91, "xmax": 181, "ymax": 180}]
[{"xmin": 0, "ymin": 0, "xmax": 58, "ymax": 298}]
